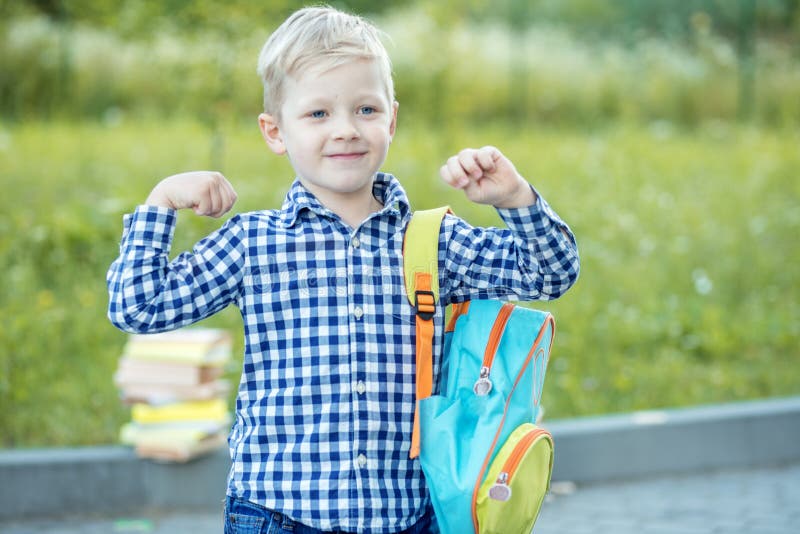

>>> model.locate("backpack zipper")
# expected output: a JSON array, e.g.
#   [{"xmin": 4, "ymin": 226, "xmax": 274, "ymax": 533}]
[
  {"xmin": 488, "ymin": 427, "xmax": 552, "ymax": 501},
  {"xmin": 473, "ymin": 303, "xmax": 515, "ymax": 396}
]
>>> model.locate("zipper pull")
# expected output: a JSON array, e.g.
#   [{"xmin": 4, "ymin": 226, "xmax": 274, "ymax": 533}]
[
  {"xmin": 473, "ymin": 366, "xmax": 493, "ymax": 396},
  {"xmin": 488, "ymin": 472, "xmax": 512, "ymax": 501}
]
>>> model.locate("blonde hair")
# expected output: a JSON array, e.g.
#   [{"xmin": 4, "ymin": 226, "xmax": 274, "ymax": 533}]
[{"xmin": 257, "ymin": 6, "xmax": 394, "ymax": 115}]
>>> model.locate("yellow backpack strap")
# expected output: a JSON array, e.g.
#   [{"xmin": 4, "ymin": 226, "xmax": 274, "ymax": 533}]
[{"xmin": 403, "ymin": 206, "xmax": 450, "ymax": 459}]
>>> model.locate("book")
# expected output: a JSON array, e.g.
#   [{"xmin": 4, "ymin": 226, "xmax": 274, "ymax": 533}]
[
  {"xmin": 122, "ymin": 328, "xmax": 232, "ymax": 364},
  {"xmin": 130, "ymin": 398, "xmax": 229, "ymax": 424},
  {"xmin": 120, "ymin": 423, "xmax": 228, "ymax": 463},
  {"xmin": 134, "ymin": 431, "xmax": 228, "ymax": 463},
  {"xmin": 114, "ymin": 358, "xmax": 225, "ymax": 387},
  {"xmin": 120, "ymin": 420, "xmax": 230, "ymax": 442},
  {"xmin": 118, "ymin": 379, "xmax": 230, "ymax": 405}
]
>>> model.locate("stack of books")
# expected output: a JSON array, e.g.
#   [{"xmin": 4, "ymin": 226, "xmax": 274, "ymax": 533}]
[{"xmin": 114, "ymin": 328, "xmax": 233, "ymax": 462}]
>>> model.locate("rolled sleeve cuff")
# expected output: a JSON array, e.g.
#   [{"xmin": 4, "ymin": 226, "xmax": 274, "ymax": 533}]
[
  {"xmin": 496, "ymin": 185, "xmax": 575, "ymax": 242},
  {"xmin": 120, "ymin": 205, "xmax": 178, "ymax": 252}
]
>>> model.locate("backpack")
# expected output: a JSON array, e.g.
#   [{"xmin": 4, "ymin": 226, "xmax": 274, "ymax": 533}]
[{"xmin": 404, "ymin": 207, "xmax": 555, "ymax": 534}]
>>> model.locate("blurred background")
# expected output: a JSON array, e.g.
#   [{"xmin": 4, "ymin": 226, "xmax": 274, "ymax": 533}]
[{"xmin": 0, "ymin": 0, "xmax": 798, "ymax": 448}]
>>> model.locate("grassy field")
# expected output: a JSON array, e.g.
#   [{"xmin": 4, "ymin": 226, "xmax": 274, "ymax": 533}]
[{"xmin": 0, "ymin": 118, "xmax": 798, "ymax": 447}]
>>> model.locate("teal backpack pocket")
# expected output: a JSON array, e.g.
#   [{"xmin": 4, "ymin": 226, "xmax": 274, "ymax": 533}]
[{"xmin": 419, "ymin": 385, "xmax": 498, "ymax": 534}]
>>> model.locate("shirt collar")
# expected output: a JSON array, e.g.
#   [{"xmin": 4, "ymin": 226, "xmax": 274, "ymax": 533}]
[{"xmin": 278, "ymin": 172, "xmax": 411, "ymax": 227}]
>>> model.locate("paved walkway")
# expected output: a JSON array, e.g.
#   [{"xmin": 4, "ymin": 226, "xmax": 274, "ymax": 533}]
[
  {"xmin": 536, "ymin": 463, "xmax": 800, "ymax": 534},
  {"xmin": 2, "ymin": 463, "xmax": 798, "ymax": 534}
]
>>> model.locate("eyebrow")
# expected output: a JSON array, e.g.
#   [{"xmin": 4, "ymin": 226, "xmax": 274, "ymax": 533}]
[{"xmin": 296, "ymin": 93, "xmax": 386, "ymax": 110}]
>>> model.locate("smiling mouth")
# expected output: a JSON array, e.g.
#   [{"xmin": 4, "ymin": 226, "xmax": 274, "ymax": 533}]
[{"xmin": 326, "ymin": 152, "xmax": 367, "ymax": 160}]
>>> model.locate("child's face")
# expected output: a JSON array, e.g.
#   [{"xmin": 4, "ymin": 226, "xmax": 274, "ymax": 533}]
[{"xmin": 259, "ymin": 58, "xmax": 398, "ymax": 203}]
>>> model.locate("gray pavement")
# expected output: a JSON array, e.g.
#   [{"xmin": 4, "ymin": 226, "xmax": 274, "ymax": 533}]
[
  {"xmin": 2, "ymin": 462, "xmax": 798, "ymax": 534},
  {"xmin": 536, "ymin": 463, "xmax": 800, "ymax": 534}
]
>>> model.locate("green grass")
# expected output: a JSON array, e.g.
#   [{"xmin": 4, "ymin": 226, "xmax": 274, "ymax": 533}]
[{"xmin": 1, "ymin": 118, "xmax": 798, "ymax": 447}]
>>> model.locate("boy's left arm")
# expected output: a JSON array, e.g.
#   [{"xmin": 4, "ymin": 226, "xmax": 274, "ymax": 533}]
[{"xmin": 439, "ymin": 146, "xmax": 579, "ymax": 302}]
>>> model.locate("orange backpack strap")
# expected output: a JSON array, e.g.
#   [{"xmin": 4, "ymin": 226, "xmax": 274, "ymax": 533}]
[{"xmin": 403, "ymin": 207, "xmax": 450, "ymax": 459}]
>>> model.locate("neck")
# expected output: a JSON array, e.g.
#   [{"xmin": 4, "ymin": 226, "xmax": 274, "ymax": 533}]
[{"xmin": 302, "ymin": 180, "xmax": 383, "ymax": 230}]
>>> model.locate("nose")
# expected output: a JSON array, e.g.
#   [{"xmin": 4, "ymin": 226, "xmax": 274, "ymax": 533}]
[{"xmin": 331, "ymin": 115, "xmax": 360, "ymax": 141}]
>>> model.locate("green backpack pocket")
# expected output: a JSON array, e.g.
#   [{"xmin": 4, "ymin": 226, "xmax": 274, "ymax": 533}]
[{"xmin": 475, "ymin": 423, "xmax": 554, "ymax": 534}]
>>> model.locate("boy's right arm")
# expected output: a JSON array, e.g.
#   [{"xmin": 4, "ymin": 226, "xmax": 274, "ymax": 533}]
[{"xmin": 107, "ymin": 171, "xmax": 242, "ymax": 334}]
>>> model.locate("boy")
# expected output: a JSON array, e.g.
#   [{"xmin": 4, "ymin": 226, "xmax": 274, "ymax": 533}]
[{"xmin": 107, "ymin": 6, "xmax": 579, "ymax": 534}]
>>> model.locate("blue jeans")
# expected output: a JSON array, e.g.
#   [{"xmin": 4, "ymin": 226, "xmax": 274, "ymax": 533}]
[{"xmin": 223, "ymin": 496, "xmax": 439, "ymax": 534}]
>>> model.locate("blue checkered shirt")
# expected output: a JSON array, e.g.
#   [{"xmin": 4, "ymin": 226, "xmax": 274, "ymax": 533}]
[{"xmin": 107, "ymin": 173, "xmax": 579, "ymax": 533}]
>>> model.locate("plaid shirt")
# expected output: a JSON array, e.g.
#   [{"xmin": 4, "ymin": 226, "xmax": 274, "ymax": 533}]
[{"xmin": 107, "ymin": 173, "xmax": 579, "ymax": 533}]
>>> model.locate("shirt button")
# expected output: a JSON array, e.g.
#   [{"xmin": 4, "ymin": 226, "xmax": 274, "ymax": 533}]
[
  {"xmin": 354, "ymin": 306, "xmax": 364, "ymax": 319},
  {"xmin": 356, "ymin": 381, "xmax": 366, "ymax": 395},
  {"xmin": 357, "ymin": 454, "xmax": 367, "ymax": 468},
  {"xmin": 352, "ymin": 236, "xmax": 361, "ymax": 248}
]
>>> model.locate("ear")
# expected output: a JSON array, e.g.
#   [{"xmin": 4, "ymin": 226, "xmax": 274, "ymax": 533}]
[
  {"xmin": 388, "ymin": 101, "xmax": 399, "ymax": 141},
  {"xmin": 258, "ymin": 112, "xmax": 286, "ymax": 155}
]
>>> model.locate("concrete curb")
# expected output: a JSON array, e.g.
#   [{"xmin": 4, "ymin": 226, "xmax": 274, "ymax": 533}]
[
  {"xmin": 0, "ymin": 445, "xmax": 230, "ymax": 520},
  {"xmin": 2, "ymin": 396, "xmax": 799, "ymax": 520},
  {"xmin": 546, "ymin": 395, "xmax": 800, "ymax": 483}
]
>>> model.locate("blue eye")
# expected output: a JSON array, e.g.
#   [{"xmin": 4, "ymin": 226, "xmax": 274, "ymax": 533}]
[
  {"xmin": 310, "ymin": 110, "xmax": 326, "ymax": 119},
  {"xmin": 359, "ymin": 106, "xmax": 376, "ymax": 115}
]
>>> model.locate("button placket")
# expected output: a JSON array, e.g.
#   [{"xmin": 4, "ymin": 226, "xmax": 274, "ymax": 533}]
[{"xmin": 347, "ymin": 232, "xmax": 370, "ymax": 485}]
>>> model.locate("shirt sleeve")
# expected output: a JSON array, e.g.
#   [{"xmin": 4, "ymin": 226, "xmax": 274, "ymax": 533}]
[
  {"xmin": 106, "ymin": 205, "xmax": 246, "ymax": 333},
  {"xmin": 440, "ymin": 187, "xmax": 579, "ymax": 304}
]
